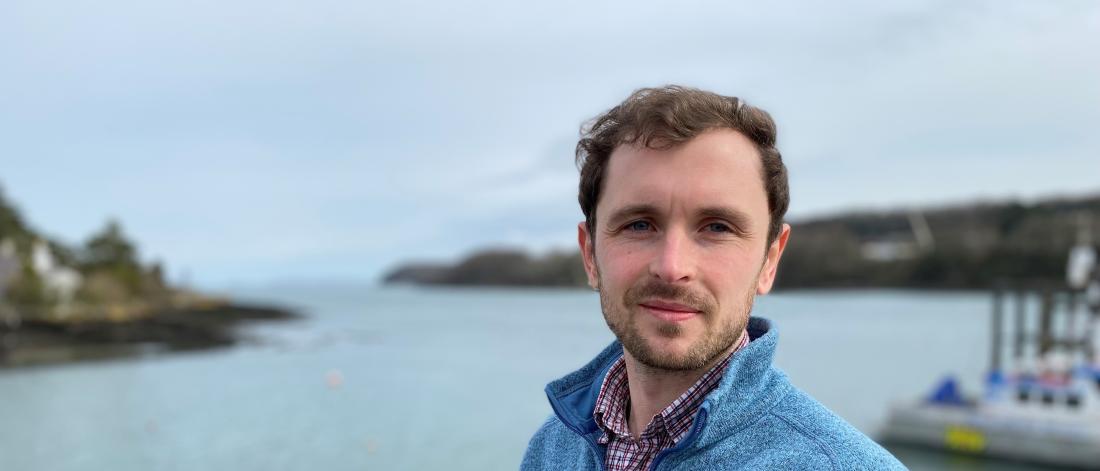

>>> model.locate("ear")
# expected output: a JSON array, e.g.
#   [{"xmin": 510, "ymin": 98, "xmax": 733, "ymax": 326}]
[
  {"xmin": 578, "ymin": 222, "xmax": 599, "ymax": 290},
  {"xmin": 756, "ymin": 223, "xmax": 790, "ymax": 295}
]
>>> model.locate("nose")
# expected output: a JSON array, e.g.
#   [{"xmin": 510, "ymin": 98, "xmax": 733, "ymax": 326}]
[{"xmin": 650, "ymin": 229, "xmax": 696, "ymax": 283}]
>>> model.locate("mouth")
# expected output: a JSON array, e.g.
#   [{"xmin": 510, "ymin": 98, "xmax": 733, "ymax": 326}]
[{"xmin": 638, "ymin": 299, "xmax": 701, "ymax": 322}]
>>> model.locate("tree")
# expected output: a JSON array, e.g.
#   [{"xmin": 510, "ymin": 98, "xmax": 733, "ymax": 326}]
[
  {"xmin": 80, "ymin": 219, "xmax": 143, "ymax": 297},
  {"xmin": 5, "ymin": 259, "xmax": 51, "ymax": 312},
  {"xmin": 82, "ymin": 220, "xmax": 138, "ymax": 270},
  {"xmin": 0, "ymin": 185, "xmax": 31, "ymax": 244}
]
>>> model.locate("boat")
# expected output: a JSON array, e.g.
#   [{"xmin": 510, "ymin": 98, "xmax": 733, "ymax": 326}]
[{"xmin": 881, "ymin": 219, "xmax": 1100, "ymax": 468}]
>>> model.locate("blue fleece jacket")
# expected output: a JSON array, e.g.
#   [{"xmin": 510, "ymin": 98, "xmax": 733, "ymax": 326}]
[{"xmin": 521, "ymin": 317, "xmax": 906, "ymax": 470}]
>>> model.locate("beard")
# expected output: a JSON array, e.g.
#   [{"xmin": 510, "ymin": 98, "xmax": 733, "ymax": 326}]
[{"xmin": 599, "ymin": 276, "xmax": 755, "ymax": 372}]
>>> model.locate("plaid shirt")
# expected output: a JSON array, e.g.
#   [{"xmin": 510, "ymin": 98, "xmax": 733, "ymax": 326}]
[{"xmin": 592, "ymin": 331, "xmax": 750, "ymax": 471}]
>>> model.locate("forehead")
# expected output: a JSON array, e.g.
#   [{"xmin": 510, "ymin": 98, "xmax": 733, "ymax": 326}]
[{"xmin": 600, "ymin": 129, "xmax": 768, "ymax": 221}]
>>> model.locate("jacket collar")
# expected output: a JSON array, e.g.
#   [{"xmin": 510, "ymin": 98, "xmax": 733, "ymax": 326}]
[{"xmin": 544, "ymin": 317, "xmax": 791, "ymax": 448}]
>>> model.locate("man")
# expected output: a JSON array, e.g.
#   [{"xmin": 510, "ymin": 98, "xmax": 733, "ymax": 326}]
[{"xmin": 521, "ymin": 86, "xmax": 904, "ymax": 470}]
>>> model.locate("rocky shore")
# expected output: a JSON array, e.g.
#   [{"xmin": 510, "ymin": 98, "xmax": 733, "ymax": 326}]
[{"xmin": 0, "ymin": 303, "xmax": 299, "ymax": 368}]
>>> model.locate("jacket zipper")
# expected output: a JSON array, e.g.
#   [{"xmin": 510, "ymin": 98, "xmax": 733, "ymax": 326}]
[
  {"xmin": 546, "ymin": 393, "xmax": 608, "ymax": 471},
  {"xmin": 649, "ymin": 409, "xmax": 708, "ymax": 471}
]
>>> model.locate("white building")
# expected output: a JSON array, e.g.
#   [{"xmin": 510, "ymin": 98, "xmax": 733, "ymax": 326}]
[{"xmin": 31, "ymin": 239, "xmax": 83, "ymax": 311}]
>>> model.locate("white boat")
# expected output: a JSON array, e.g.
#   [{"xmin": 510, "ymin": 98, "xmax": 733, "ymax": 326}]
[{"xmin": 882, "ymin": 220, "xmax": 1100, "ymax": 469}]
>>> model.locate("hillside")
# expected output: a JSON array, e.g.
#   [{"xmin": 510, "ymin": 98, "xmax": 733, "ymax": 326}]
[
  {"xmin": 0, "ymin": 185, "xmax": 297, "ymax": 368},
  {"xmin": 383, "ymin": 192, "xmax": 1100, "ymax": 290}
]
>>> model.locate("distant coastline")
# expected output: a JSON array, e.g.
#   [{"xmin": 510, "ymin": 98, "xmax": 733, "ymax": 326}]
[
  {"xmin": 0, "ymin": 184, "xmax": 299, "ymax": 368},
  {"xmin": 383, "ymin": 192, "xmax": 1100, "ymax": 291}
]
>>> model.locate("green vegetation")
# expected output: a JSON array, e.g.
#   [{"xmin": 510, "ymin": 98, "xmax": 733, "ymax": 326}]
[
  {"xmin": 383, "ymin": 193, "xmax": 1100, "ymax": 290},
  {"xmin": 0, "ymin": 184, "xmax": 297, "ymax": 368},
  {"xmin": 0, "ymin": 184, "xmax": 172, "ymax": 319},
  {"xmin": 776, "ymin": 197, "xmax": 1095, "ymax": 289},
  {"xmin": 76, "ymin": 220, "xmax": 171, "ymax": 307},
  {"xmin": 385, "ymin": 250, "xmax": 587, "ymax": 287}
]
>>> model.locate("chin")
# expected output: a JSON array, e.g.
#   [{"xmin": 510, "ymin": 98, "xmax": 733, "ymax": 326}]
[
  {"xmin": 644, "ymin": 336, "xmax": 695, "ymax": 356},
  {"xmin": 634, "ymin": 336, "xmax": 709, "ymax": 370}
]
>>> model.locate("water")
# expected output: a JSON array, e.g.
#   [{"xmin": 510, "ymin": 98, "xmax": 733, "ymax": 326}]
[{"xmin": 0, "ymin": 286, "xmax": 1054, "ymax": 470}]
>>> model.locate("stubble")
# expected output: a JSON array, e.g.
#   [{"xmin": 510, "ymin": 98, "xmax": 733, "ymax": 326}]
[{"xmin": 599, "ymin": 277, "xmax": 754, "ymax": 372}]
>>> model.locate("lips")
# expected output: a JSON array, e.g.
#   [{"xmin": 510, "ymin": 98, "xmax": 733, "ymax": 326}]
[{"xmin": 639, "ymin": 299, "xmax": 701, "ymax": 322}]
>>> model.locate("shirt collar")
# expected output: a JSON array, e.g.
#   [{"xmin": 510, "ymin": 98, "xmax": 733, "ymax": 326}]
[{"xmin": 592, "ymin": 330, "xmax": 749, "ymax": 443}]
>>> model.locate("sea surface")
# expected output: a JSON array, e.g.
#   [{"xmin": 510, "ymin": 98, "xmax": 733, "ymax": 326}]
[{"xmin": 0, "ymin": 286, "xmax": 1055, "ymax": 470}]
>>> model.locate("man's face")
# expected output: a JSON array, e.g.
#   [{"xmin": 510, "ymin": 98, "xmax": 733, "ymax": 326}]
[{"xmin": 579, "ymin": 129, "xmax": 789, "ymax": 371}]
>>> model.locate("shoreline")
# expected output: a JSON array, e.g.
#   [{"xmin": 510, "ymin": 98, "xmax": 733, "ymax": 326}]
[{"xmin": 0, "ymin": 303, "xmax": 300, "ymax": 369}]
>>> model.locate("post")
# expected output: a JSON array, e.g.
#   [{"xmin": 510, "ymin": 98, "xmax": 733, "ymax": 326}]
[
  {"xmin": 991, "ymin": 286, "xmax": 1003, "ymax": 373},
  {"xmin": 1014, "ymin": 288, "xmax": 1026, "ymax": 364},
  {"xmin": 1039, "ymin": 289, "xmax": 1054, "ymax": 356},
  {"xmin": 1067, "ymin": 291, "xmax": 1079, "ymax": 360}
]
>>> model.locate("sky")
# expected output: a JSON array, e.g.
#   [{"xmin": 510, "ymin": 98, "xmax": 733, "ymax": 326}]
[{"xmin": 1, "ymin": 0, "xmax": 1098, "ymax": 288}]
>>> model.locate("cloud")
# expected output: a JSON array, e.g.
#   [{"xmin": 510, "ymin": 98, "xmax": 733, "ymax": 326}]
[{"xmin": 2, "ymin": 0, "xmax": 1097, "ymax": 286}]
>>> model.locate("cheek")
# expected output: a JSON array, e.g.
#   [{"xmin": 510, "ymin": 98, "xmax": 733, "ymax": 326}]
[
  {"xmin": 702, "ymin": 251, "xmax": 762, "ymax": 288},
  {"xmin": 597, "ymin": 245, "xmax": 647, "ymax": 286}
]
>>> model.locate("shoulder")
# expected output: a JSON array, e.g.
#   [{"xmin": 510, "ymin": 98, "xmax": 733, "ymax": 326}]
[
  {"xmin": 520, "ymin": 416, "xmax": 598, "ymax": 471},
  {"xmin": 664, "ymin": 388, "xmax": 906, "ymax": 470},
  {"xmin": 765, "ymin": 387, "xmax": 907, "ymax": 470},
  {"xmin": 523, "ymin": 415, "xmax": 574, "ymax": 455}
]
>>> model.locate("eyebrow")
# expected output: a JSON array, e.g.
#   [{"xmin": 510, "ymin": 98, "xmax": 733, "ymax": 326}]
[
  {"xmin": 604, "ymin": 204, "xmax": 659, "ymax": 229},
  {"xmin": 603, "ymin": 204, "xmax": 753, "ymax": 231},
  {"xmin": 698, "ymin": 207, "xmax": 753, "ymax": 231}
]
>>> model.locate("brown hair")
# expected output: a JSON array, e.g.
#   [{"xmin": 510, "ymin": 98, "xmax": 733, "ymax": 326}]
[{"xmin": 576, "ymin": 85, "xmax": 789, "ymax": 244}]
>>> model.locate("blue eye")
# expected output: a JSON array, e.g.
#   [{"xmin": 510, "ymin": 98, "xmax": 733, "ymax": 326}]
[
  {"xmin": 706, "ymin": 223, "xmax": 733, "ymax": 233},
  {"xmin": 627, "ymin": 221, "xmax": 652, "ymax": 232}
]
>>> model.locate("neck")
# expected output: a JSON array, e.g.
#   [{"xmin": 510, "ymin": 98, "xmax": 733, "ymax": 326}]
[{"xmin": 622, "ymin": 331, "xmax": 745, "ymax": 439}]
